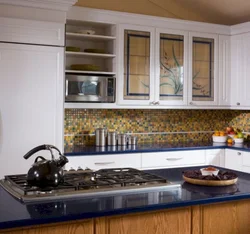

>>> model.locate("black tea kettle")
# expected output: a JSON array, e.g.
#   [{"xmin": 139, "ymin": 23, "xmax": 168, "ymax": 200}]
[{"xmin": 23, "ymin": 144, "xmax": 69, "ymax": 188}]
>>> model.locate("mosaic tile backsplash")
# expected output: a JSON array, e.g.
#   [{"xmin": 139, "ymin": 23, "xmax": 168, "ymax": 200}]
[{"xmin": 64, "ymin": 109, "xmax": 250, "ymax": 146}]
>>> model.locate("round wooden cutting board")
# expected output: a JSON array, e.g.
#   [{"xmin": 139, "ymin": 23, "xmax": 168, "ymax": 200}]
[{"xmin": 183, "ymin": 175, "xmax": 238, "ymax": 186}]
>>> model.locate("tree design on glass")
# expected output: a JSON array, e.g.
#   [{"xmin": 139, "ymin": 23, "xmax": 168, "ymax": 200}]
[
  {"xmin": 160, "ymin": 46, "xmax": 203, "ymax": 95},
  {"xmin": 136, "ymin": 46, "xmax": 207, "ymax": 96}
]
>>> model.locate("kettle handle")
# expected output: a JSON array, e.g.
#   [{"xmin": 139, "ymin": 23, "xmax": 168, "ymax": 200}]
[{"xmin": 23, "ymin": 144, "xmax": 62, "ymax": 160}]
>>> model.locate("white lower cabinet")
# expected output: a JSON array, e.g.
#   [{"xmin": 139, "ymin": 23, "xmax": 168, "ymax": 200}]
[
  {"xmin": 65, "ymin": 153, "xmax": 142, "ymax": 171},
  {"xmin": 205, "ymin": 149, "xmax": 225, "ymax": 167},
  {"xmin": 141, "ymin": 150, "xmax": 206, "ymax": 169},
  {"xmin": 225, "ymin": 149, "xmax": 250, "ymax": 172}
]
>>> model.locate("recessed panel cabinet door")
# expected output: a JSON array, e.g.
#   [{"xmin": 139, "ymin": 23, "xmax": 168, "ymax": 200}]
[
  {"xmin": 231, "ymin": 32, "xmax": 250, "ymax": 107},
  {"xmin": 117, "ymin": 24, "xmax": 155, "ymax": 105},
  {"xmin": 155, "ymin": 28, "xmax": 188, "ymax": 106},
  {"xmin": 0, "ymin": 43, "xmax": 64, "ymax": 178}
]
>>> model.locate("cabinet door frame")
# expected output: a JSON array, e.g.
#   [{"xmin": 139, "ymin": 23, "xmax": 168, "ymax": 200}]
[
  {"xmin": 155, "ymin": 28, "xmax": 188, "ymax": 106},
  {"xmin": 117, "ymin": 23, "xmax": 155, "ymax": 105},
  {"xmin": 188, "ymin": 32, "xmax": 219, "ymax": 106}
]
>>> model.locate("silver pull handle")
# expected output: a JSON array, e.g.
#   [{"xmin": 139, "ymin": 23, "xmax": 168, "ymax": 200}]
[
  {"xmin": 154, "ymin": 101, "xmax": 160, "ymax": 105},
  {"xmin": 166, "ymin": 158, "xmax": 183, "ymax": 161},
  {"xmin": 237, "ymin": 102, "xmax": 240, "ymax": 106},
  {"xmin": 94, "ymin": 162, "xmax": 115, "ymax": 165},
  {"xmin": 237, "ymin": 152, "xmax": 241, "ymax": 155}
]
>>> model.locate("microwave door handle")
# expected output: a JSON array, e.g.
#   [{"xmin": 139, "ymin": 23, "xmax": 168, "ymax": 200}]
[{"xmin": 99, "ymin": 79, "xmax": 106, "ymax": 102}]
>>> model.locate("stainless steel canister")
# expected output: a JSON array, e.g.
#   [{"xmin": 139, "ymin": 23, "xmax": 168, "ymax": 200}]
[
  {"xmin": 117, "ymin": 134, "xmax": 128, "ymax": 145},
  {"xmin": 95, "ymin": 128, "xmax": 107, "ymax": 146},
  {"xmin": 127, "ymin": 135, "xmax": 138, "ymax": 145},
  {"xmin": 107, "ymin": 132, "xmax": 117, "ymax": 146}
]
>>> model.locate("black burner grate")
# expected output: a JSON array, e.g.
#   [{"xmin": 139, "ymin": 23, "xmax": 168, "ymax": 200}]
[{"xmin": 4, "ymin": 168, "xmax": 168, "ymax": 195}]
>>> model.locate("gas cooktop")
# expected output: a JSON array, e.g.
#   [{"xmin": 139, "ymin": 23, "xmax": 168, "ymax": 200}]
[{"xmin": 0, "ymin": 168, "xmax": 180, "ymax": 203}]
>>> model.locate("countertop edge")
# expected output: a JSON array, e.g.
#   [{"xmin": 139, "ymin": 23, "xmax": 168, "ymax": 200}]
[
  {"xmin": 64, "ymin": 144, "xmax": 250, "ymax": 156},
  {"xmin": 1, "ymin": 193, "xmax": 250, "ymax": 230}
]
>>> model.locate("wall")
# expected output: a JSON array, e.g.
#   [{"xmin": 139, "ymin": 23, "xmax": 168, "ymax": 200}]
[{"xmin": 64, "ymin": 109, "xmax": 250, "ymax": 146}]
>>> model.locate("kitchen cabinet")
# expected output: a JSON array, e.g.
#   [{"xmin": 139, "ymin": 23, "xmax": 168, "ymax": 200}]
[
  {"xmin": 141, "ymin": 150, "xmax": 206, "ymax": 169},
  {"xmin": 1, "ymin": 219, "xmax": 94, "ymax": 234},
  {"xmin": 64, "ymin": 6, "xmax": 233, "ymax": 109},
  {"xmin": 65, "ymin": 21, "xmax": 116, "ymax": 76},
  {"xmin": 230, "ymin": 32, "xmax": 250, "ymax": 108},
  {"xmin": 95, "ymin": 207, "xmax": 191, "ymax": 234},
  {"xmin": 117, "ymin": 23, "xmax": 220, "ymax": 108},
  {"xmin": 0, "ymin": 17, "xmax": 65, "ymax": 46},
  {"xmin": 188, "ymin": 32, "xmax": 218, "ymax": 106},
  {"xmin": 225, "ymin": 149, "xmax": 242, "ymax": 171},
  {"xmin": 65, "ymin": 153, "xmax": 142, "ymax": 171},
  {"xmin": 205, "ymin": 149, "xmax": 225, "ymax": 167},
  {"xmin": 0, "ymin": 42, "xmax": 64, "ymax": 178},
  {"xmin": 154, "ymin": 28, "xmax": 188, "ymax": 106},
  {"xmin": 117, "ymin": 24, "xmax": 155, "ymax": 106},
  {"xmin": 226, "ymin": 149, "xmax": 250, "ymax": 173}
]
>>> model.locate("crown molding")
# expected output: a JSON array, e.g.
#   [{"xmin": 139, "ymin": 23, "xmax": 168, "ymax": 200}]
[
  {"xmin": 0, "ymin": 0, "xmax": 77, "ymax": 11},
  {"xmin": 231, "ymin": 22, "xmax": 250, "ymax": 35}
]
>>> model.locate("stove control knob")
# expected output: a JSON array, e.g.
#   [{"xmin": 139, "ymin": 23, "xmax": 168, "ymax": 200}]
[{"xmin": 77, "ymin": 166, "xmax": 83, "ymax": 171}]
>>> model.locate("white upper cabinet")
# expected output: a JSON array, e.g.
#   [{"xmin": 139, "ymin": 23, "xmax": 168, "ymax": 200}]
[
  {"xmin": 65, "ymin": 20, "xmax": 116, "ymax": 76},
  {"xmin": 65, "ymin": 7, "xmax": 234, "ymax": 109},
  {"xmin": 118, "ymin": 24, "xmax": 220, "ymax": 107},
  {"xmin": 0, "ymin": 17, "xmax": 65, "ymax": 46},
  {"xmin": 155, "ymin": 28, "xmax": 188, "ymax": 106},
  {"xmin": 188, "ymin": 32, "xmax": 218, "ymax": 106},
  {"xmin": 117, "ymin": 24, "xmax": 155, "ymax": 106},
  {"xmin": 231, "ymin": 32, "xmax": 250, "ymax": 108}
]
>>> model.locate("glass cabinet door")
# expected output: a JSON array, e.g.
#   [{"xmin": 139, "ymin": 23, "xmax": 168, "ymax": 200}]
[
  {"xmin": 155, "ymin": 29, "xmax": 188, "ymax": 105},
  {"xmin": 189, "ymin": 32, "xmax": 218, "ymax": 105},
  {"xmin": 118, "ymin": 24, "xmax": 155, "ymax": 105}
]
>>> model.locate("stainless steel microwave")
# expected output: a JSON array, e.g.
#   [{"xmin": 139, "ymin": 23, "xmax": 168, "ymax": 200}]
[{"xmin": 65, "ymin": 75, "xmax": 115, "ymax": 103}]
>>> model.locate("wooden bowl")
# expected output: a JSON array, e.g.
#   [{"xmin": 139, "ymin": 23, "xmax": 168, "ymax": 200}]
[{"xmin": 183, "ymin": 175, "xmax": 238, "ymax": 186}]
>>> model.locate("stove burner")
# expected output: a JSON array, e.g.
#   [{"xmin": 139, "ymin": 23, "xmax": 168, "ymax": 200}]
[{"xmin": 0, "ymin": 168, "xmax": 180, "ymax": 203}]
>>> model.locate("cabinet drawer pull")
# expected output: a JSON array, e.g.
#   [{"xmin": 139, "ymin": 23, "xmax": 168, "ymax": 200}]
[
  {"xmin": 94, "ymin": 162, "xmax": 115, "ymax": 165},
  {"xmin": 237, "ymin": 152, "xmax": 241, "ymax": 155},
  {"xmin": 237, "ymin": 102, "xmax": 240, "ymax": 106},
  {"xmin": 166, "ymin": 158, "xmax": 183, "ymax": 161}
]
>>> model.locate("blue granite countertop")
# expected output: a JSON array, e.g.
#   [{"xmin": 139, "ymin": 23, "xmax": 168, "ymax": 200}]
[
  {"xmin": 64, "ymin": 141, "xmax": 250, "ymax": 156},
  {"xmin": 1, "ymin": 166, "xmax": 250, "ymax": 230}
]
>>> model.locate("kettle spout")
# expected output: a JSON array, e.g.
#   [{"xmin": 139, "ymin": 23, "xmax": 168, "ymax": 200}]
[{"xmin": 57, "ymin": 155, "xmax": 69, "ymax": 167}]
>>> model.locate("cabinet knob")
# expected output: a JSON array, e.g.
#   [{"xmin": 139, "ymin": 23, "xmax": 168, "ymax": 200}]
[
  {"xmin": 237, "ymin": 152, "xmax": 241, "ymax": 155},
  {"xmin": 189, "ymin": 102, "xmax": 193, "ymax": 105},
  {"xmin": 237, "ymin": 102, "xmax": 240, "ymax": 106}
]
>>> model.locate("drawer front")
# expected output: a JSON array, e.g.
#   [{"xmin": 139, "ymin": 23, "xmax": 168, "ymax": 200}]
[
  {"xmin": 141, "ymin": 150, "xmax": 206, "ymax": 169},
  {"xmin": 66, "ymin": 154, "xmax": 141, "ymax": 170}
]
